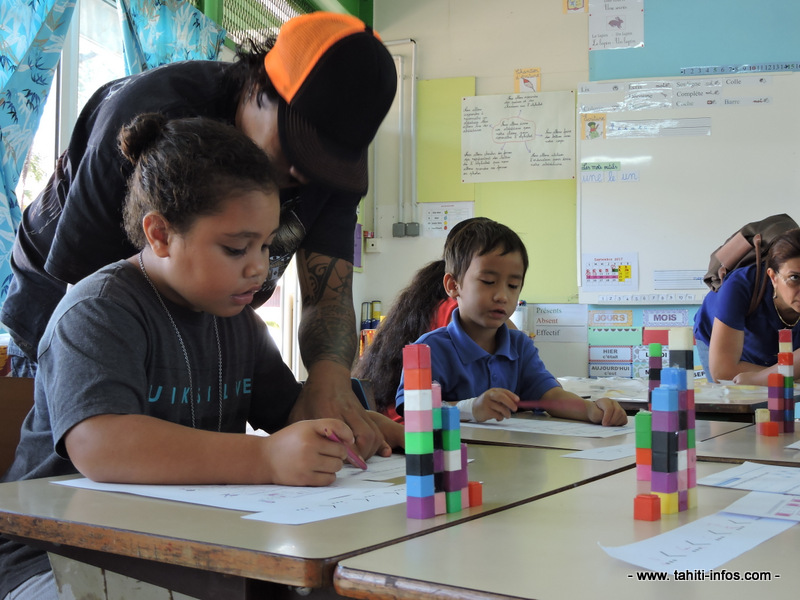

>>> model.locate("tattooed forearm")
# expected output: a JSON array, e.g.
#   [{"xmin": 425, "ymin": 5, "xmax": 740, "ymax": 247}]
[{"xmin": 297, "ymin": 251, "xmax": 358, "ymax": 368}]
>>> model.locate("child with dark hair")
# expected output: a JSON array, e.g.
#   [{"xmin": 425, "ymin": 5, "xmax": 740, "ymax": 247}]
[
  {"xmin": 353, "ymin": 218, "xmax": 518, "ymax": 415},
  {"xmin": 0, "ymin": 114, "xmax": 402, "ymax": 599},
  {"xmin": 395, "ymin": 218, "xmax": 627, "ymax": 426}
]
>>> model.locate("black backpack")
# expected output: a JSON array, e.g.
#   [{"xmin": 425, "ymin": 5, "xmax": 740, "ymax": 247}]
[{"xmin": 703, "ymin": 213, "xmax": 798, "ymax": 315}]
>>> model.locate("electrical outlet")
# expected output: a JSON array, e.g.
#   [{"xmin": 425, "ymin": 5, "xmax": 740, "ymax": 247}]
[
  {"xmin": 392, "ymin": 222, "xmax": 406, "ymax": 237},
  {"xmin": 405, "ymin": 222, "xmax": 420, "ymax": 237},
  {"xmin": 365, "ymin": 239, "xmax": 381, "ymax": 253}
]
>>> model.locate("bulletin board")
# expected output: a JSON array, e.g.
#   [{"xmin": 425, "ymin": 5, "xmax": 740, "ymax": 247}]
[
  {"xmin": 576, "ymin": 71, "xmax": 800, "ymax": 305},
  {"xmin": 589, "ymin": 0, "xmax": 800, "ymax": 81}
]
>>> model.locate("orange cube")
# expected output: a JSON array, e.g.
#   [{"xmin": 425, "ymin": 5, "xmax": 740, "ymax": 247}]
[{"xmin": 634, "ymin": 493, "xmax": 661, "ymax": 521}]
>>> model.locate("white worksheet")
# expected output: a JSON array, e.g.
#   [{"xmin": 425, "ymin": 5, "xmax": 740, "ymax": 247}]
[
  {"xmin": 601, "ymin": 512, "xmax": 794, "ymax": 572},
  {"xmin": 697, "ymin": 461, "xmax": 800, "ymax": 495},
  {"xmin": 463, "ymin": 418, "xmax": 634, "ymax": 438},
  {"xmin": 723, "ymin": 491, "xmax": 800, "ymax": 521},
  {"xmin": 53, "ymin": 455, "xmax": 408, "ymax": 524},
  {"xmin": 562, "ymin": 443, "xmax": 636, "ymax": 461},
  {"xmin": 243, "ymin": 484, "xmax": 408, "ymax": 525}
]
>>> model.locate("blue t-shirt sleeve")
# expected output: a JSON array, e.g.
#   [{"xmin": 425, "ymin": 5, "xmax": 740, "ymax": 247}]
[{"xmin": 711, "ymin": 268, "xmax": 754, "ymax": 332}]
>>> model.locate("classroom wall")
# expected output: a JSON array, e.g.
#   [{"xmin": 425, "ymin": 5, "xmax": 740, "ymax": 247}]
[
  {"xmin": 354, "ymin": 0, "xmax": 591, "ymax": 375},
  {"xmin": 355, "ymin": 0, "xmax": 800, "ymax": 379}
]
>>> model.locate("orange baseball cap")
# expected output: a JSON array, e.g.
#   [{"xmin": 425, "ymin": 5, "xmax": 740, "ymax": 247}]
[{"xmin": 264, "ymin": 12, "xmax": 397, "ymax": 195}]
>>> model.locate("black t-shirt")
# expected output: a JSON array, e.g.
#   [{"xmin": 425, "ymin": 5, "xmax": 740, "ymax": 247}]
[
  {"xmin": 0, "ymin": 59, "xmax": 360, "ymax": 358},
  {"xmin": 0, "ymin": 260, "xmax": 302, "ymax": 597}
]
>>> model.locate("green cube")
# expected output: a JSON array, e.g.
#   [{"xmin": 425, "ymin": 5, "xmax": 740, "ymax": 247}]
[
  {"xmin": 635, "ymin": 411, "xmax": 652, "ymax": 449},
  {"xmin": 405, "ymin": 431, "xmax": 433, "ymax": 454},
  {"xmin": 442, "ymin": 429, "xmax": 461, "ymax": 451},
  {"xmin": 446, "ymin": 490, "xmax": 462, "ymax": 513}
]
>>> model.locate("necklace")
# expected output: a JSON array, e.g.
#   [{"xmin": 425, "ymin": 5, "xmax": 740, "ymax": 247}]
[
  {"xmin": 138, "ymin": 252, "xmax": 223, "ymax": 431},
  {"xmin": 773, "ymin": 296, "xmax": 800, "ymax": 328}
]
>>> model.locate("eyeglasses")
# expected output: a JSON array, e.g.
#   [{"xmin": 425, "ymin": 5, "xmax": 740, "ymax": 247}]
[{"xmin": 775, "ymin": 271, "xmax": 800, "ymax": 288}]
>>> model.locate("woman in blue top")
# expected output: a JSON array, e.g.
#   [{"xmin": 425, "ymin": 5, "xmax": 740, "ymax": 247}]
[{"xmin": 693, "ymin": 228, "xmax": 800, "ymax": 384}]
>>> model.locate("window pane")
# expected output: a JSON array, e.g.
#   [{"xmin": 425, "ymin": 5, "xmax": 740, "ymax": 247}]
[
  {"xmin": 78, "ymin": 0, "xmax": 124, "ymax": 110},
  {"xmin": 15, "ymin": 0, "xmax": 124, "ymax": 210}
]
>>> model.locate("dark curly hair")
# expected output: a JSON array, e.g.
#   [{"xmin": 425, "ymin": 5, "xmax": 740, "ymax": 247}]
[
  {"xmin": 228, "ymin": 38, "xmax": 280, "ymax": 109},
  {"xmin": 120, "ymin": 113, "xmax": 277, "ymax": 248},
  {"xmin": 353, "ymin": 259, "xmax": 447, "ymax": 411}
]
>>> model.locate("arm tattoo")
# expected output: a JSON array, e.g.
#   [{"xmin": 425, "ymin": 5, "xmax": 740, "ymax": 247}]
[{"xmin": 297, "ymin": 250, "xmax": 358, "ymax": 369}]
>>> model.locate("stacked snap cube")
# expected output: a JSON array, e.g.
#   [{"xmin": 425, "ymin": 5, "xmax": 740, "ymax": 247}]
[
  {"xmin": 634, "ymin": 327, "xmax": 697, "ymax": 516},
  {"xmin": 647, "ymin": 342, "xmax": 662, "ymax": 410},
  {"xmin": 402, "ymin": 344, "xmax": 482, "ymax": 519},
  {"xmin": 761, "ymin": 329, "xmax": 795, "ymax": 434}
]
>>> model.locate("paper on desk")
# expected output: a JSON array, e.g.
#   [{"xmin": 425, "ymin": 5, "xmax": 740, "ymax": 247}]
[
  {"xmin": 53, "ymin": 454, "xmax": 407, "ymax": 523},
  {"xmin": 244, "ymin": 484, "xmax": 407, "ymax": 525},
  {"xmin": 562, "ymin": 443, "xmax": 635, "ymax": 461},
  {"xmin": 786, "ymin": 439, "xmax": 800, "ymax": 450},
  {"xmin": 723, "ymin": 491, "xmax": 800, "ymax": 521},
  {"xmin": 697, "ymin": 461, "xmax": 800, "ymax": 495},
  {"xmin": 600, "ymin": 512, "xmax": 794, "ymax": 572},
  {"xmin": 463, "ymin": 418, "xmax": 634, "ymax": 438}
]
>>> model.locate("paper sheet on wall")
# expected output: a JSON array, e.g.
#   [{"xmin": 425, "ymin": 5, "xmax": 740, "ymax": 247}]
[
  {"xmin": 420, "ymin": 201, "xmax": 474, "ymax": 238},
  {"xmin": 588, "ymin": 0, "xmax": 644, "ymax": 51},
  {"xmin": 461, "ymin": 91, "xmax": 575, "ymax": 183}
]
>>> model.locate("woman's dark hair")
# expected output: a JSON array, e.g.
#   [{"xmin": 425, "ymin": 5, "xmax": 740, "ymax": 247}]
[
  {"xmin": 353, "ymin": 259, "xmax": 447, "ymax": 412},
  {"xmin": 767, "ymin": 228, "xmax": 800, "ymax": 272},
  {"xmin": 120, "ymin": 113, "xmax": 277, "ymax": 248}
]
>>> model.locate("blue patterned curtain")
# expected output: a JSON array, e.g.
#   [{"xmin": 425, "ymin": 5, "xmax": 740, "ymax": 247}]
[
  {"xmin": 0, "ymin": 0, "xmax": 76, "ymax": 305},
  {"xmin": 118, "ymin": 0, "xmax": 227, "ymax": 75}
]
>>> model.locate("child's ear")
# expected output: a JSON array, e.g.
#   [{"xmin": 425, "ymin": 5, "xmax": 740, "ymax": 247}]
[
  {"xmin": 443, "ymin": 272, "xmax": 459, "ymax": 298},
  {"xmin": 142, "ymin": 212, "xmax": 172, "ymax": 258}
]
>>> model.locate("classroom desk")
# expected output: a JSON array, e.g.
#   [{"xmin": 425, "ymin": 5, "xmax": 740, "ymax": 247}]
[
  {"xmin": 0, "ymin": 444, "xmax": 633, "ymax": 600},
  {"xmin": 696, "ymin": 425, "xmax": 800, "ymax": 466},
  {"xmin": 334, "ymin": 461, "xmax": 799, "ymax": 600},
  {"xmin": 560, "ymin": 377, "xmax": 771, "ymax": 422},
  {"xmin": 461, "ymin": 414, "xmax": 749, "ymax": 450}
]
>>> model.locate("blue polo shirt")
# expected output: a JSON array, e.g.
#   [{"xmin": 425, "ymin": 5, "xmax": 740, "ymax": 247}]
[{"xmin": 395, "ymin": 308, "xmax": 559, "ymax": 414}]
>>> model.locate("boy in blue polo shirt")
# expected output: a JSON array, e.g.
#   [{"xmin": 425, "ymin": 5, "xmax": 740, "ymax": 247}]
[{"xmin": 395, "ymin": 218, "xmax": 627, "ymax": 426}]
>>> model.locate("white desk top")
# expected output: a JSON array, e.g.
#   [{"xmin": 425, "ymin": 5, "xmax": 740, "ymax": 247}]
[
  {"xmin": 696, "ymin": 425, "xmax": 800, "ymax": 466},
  {"xmin": 335, "ymin": 461, "xmax": 800, "ymax": 600},
  {"xmin": 0, "ymin": 444, "xmax": 632, "ymax": 589}
]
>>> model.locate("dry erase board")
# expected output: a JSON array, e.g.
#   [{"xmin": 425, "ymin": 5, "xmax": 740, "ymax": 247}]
[{"xmin": 576, "ymin": 71, "xmax": 800, "ymax": 305}]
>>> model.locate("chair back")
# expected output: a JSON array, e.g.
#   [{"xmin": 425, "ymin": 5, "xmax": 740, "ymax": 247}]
[{"xmin": 0, "ymin": 377, "xmax": 34, "ymax": 475}]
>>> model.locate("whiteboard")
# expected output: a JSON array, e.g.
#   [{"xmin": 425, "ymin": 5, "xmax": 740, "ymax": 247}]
[{"xmin": 577, "ymin": 72, "xmax": 800, "ymax": 305}]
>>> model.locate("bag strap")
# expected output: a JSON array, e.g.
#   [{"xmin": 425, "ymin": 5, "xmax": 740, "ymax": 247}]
[{"xmin": 748, "ymin": 234, "xmax": 767, "ymax": 316}]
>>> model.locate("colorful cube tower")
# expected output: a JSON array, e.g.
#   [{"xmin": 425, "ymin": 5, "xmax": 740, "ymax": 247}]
[
  {"xmin": 761, "ymin": 329, "xmax": 796, "ymax": 434},
  {"xmin": 402, "ymin": 344, "xmax": 482, "ymax": 519},
  {"xmin": 647, "ymin": 342, "xmax": 662, "ymax": 410},
  {"xmin": 634, "ymin": 327, "xmax": 697, "ymax": 516}
]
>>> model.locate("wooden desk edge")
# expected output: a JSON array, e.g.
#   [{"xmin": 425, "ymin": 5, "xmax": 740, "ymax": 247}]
[
  {"xmin": 334, "ymin": 564, "xmax": 515, "ymax": 600},
  {"xmin": 0, "ymin": 511, "xmax": 332, "ymax": 588}
]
